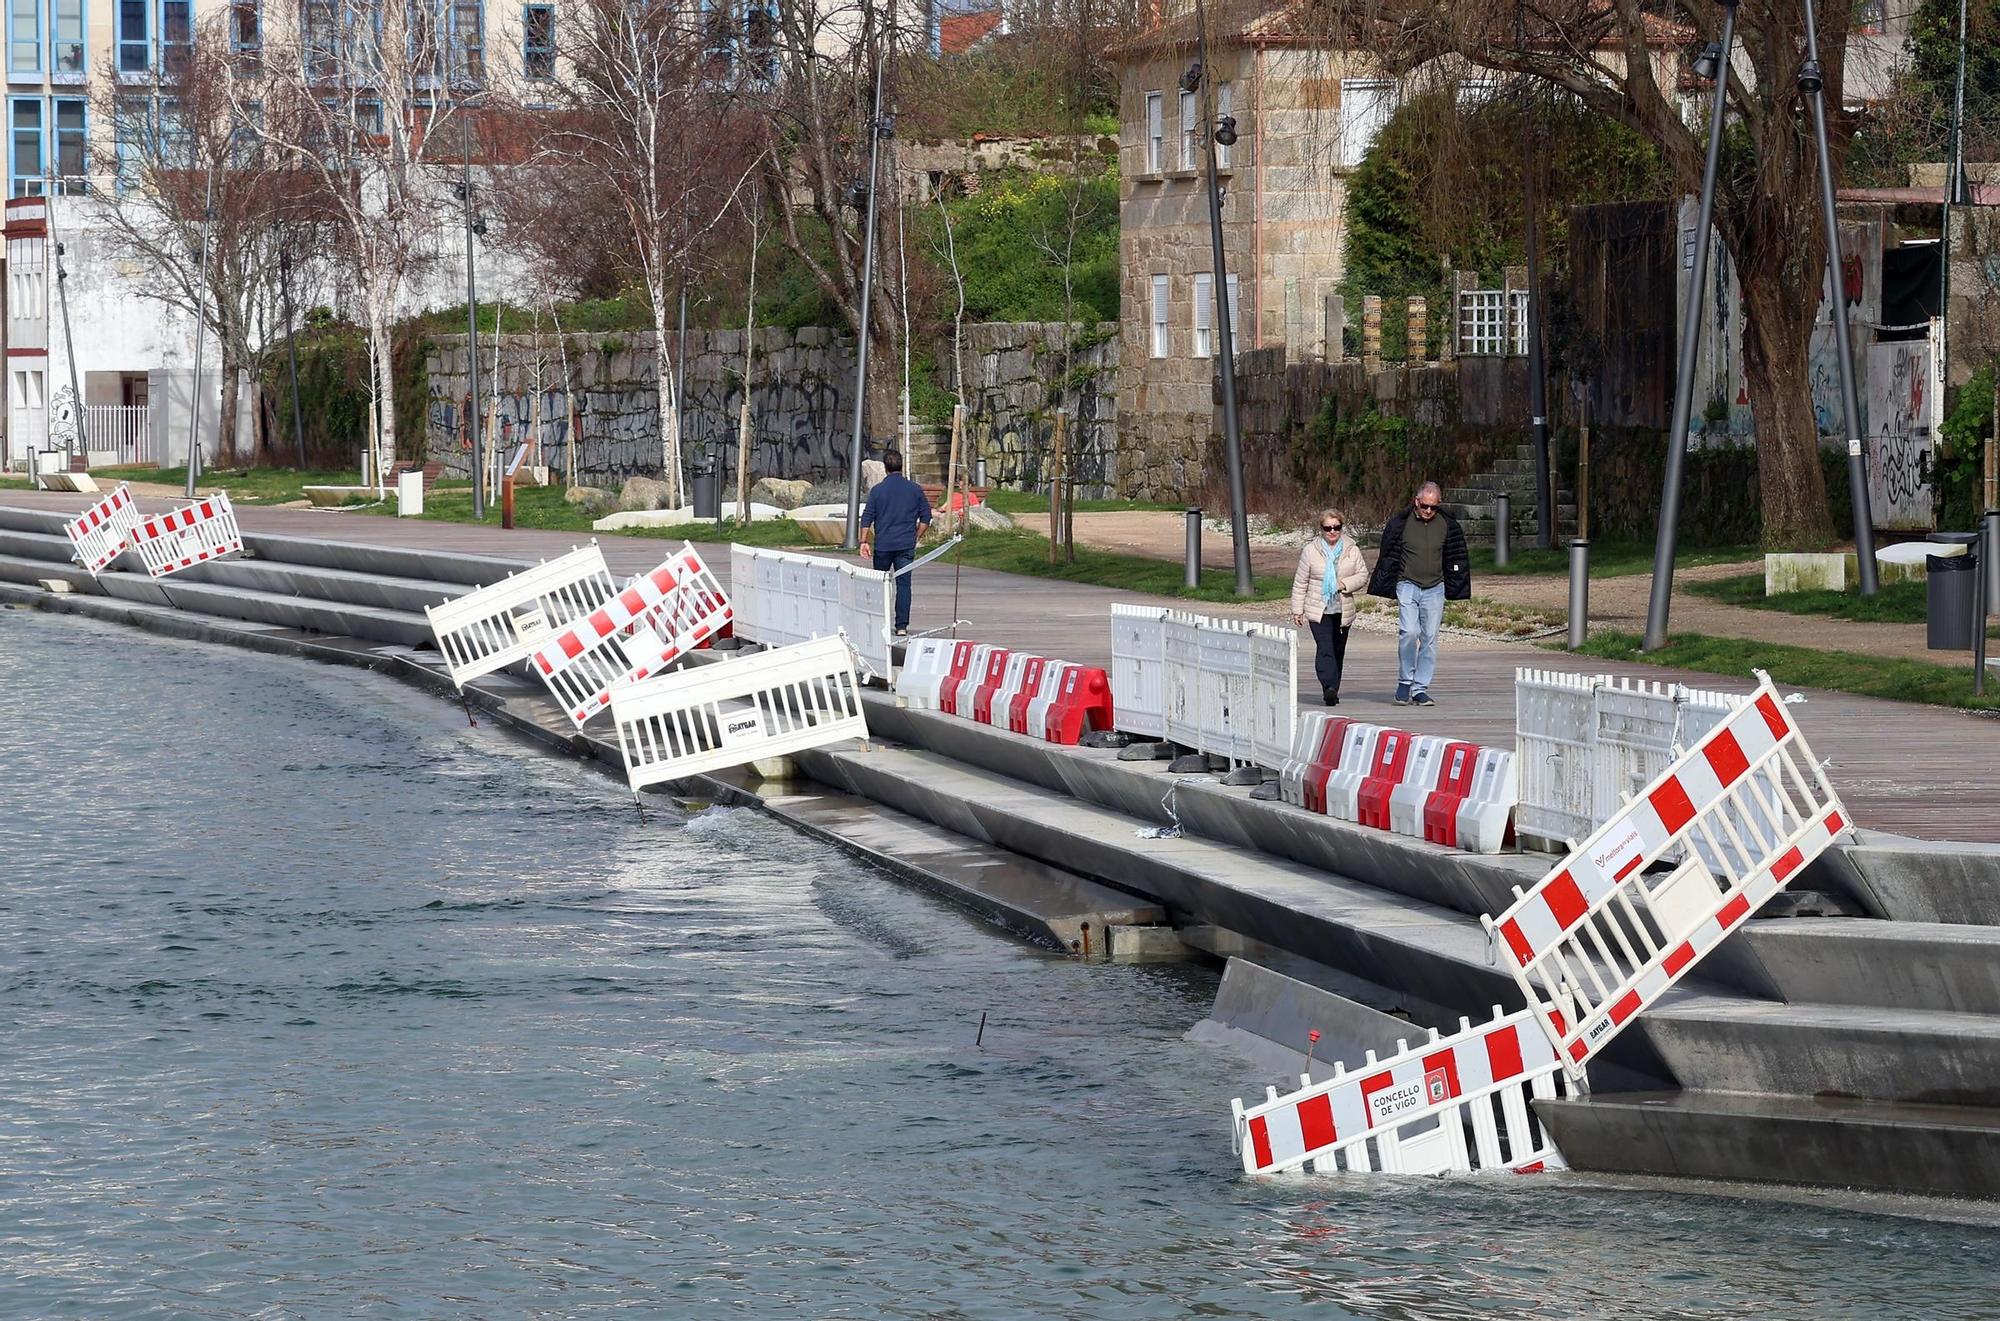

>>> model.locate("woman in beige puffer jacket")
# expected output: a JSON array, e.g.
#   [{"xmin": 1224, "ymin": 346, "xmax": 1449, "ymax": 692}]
[{"xmin": 1290, "ymin": 507, "xmax": 1370, "ymax": 705}]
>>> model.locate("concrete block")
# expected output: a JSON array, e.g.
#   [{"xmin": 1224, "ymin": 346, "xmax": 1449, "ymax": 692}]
[
  {"xmin": 1765, "ymin": 552, "xmax": 1846, "ymax": 594},
  {"xmin": 1107, "ymin": 924, "xmax": 1187, "ymax": 963}
]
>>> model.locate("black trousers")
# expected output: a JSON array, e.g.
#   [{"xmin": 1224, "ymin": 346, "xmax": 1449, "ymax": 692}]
[{"xmin": 1308, "ymin": 613, "xmax": 1350, "ymax": 695}]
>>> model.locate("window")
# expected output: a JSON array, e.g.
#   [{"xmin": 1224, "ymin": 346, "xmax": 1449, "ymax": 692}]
[
  {"xmin": 158, "ymin": 95, "xmax": 191, "ymax": 166},
  {"xmin": 229, "ymin": 98, "xmax": 262, "ymax": 164},
  {"xmin": 116, "ymin": 0, "xmax": 145, "ymax": 72},
  {"xmin": 53, "ymin": 96, "xmax": 83, "ymax": 192},
  {"xmin": 160, "ymin": 0, "xmax": 191, "ymax": 76},
  {"xmin": 1150, "ymin": 274, "xmax": 1169, "ymax": 358},
  {"xmin": 743, "ymin": 3, "xmax": 774, "ymax": 84},
  {"xmin": 230, "ymin": 0, "xmax": 260, "ymax": 67},
  {"xmin": 12, "ymin": 367, "xmax": 47, "ymax": 453},
  {"xmin": 701, "ymin": 0, "xmax": 730, "ymax": 74},
  {"xmin": 521, "ymin": 1, "xmax": 552, "ymax": 79},
  {"xmin": 302, "ymin": 0, "xmax": 339, "ymax": 78},
  {"xmin": 1178, "ymin": 88, "xmax": 1196, "ymax": 169},
  {"xmin": 1192, "ymin": 271, "xmax": 1213, "ymax": 357},
  {"xmin": 113, "ymin": 93, "xmax": 146, "ymax": 189},
  {"xmin": 449, "ymin": 0, "xmax": 482, "ymax": 82},
  {"xmin": 1144, "ymin": 91, "xmax": 1161, "ymax": 172},
  {"xmin": 1338, "ymin": 78, "xmax": 1396, "ymax": 167},
  {"xmin": 1225, "ymin": 272, "xmax": 1241, "ymax": 346},
  {"xmin": 1216, "ymin": 81, "xmax": 1232, "ymax": 168},
  {"xmin": 1853, "ymin": 0, "xmax": 1885, "ymax": 34},
  {"xmin": 11, "ymin": 95, "xmax": 42, "ymax": 195},
  {"xmin": 10, "ymin": 0, "xmax": 41, "ymax": 76},
  {"xmin": 49, "ymin": 0, "xmax": 81, "ymax": 77}
]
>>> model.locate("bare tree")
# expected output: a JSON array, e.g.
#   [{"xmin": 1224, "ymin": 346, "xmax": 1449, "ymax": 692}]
[
  {"xmin": 507, "ymin": 0, "xmax": 757, "ymax": 500},
  {"xmin": 91, "ymin": 17, "xmax": 329, "ymax": 464},
  {"xmin": 237, "ymin": 0, "xmax": 471, "ymax": 489}
]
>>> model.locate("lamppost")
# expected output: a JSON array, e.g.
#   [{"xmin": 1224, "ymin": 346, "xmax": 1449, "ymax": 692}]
[
  {"xmin": 459, "ymin": 106, "xmax": 486, "ymax": 518},
  {"xmin": 1643, "ymin": 0, "xmax": 1738, "ymax": 651},
  {"xmin": 1799, "ymin": 0, "xmax": 1879, "ymax": 595},
  {"xmin": 842, "ymin": 42, "xmax": 890, "ymax": 552},
  {"xmin": 279, "ymin": 247, "xmax": 307, "ymax": 468},
  {"xmin": 1185, "ymin": 0, "xmax": 1252, "ymax": 597},
  {"xmin": 186, "ymin": 169, "xmax": 216, "ymax": 497}
]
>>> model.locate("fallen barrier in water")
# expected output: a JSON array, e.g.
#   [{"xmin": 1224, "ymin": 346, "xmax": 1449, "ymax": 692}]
[
  {"xmin": 127, "ymin": 494, "xmax": 245, "ymax": 578},
  {"xmin": 426, "ymin": 543, "xmax": 617, "ymax": 689}
]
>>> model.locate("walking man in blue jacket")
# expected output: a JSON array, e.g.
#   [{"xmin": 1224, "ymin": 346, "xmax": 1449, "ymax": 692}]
[{"xmin": 856, "ymin": 448, "xmax": 933, "ymax": 636}]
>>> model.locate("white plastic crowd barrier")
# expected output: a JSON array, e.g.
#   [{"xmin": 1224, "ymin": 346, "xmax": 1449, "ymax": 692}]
[
  {"xmin": 1324, "ymin": 725, "xmax": 1393, "ymax": 822},
  {"xmin": 127, "ymin": 493, "xmax": 244, "ymax": 578},
  {"xmin": 62, "ymin": 482, "xmax": 142, "ymax": 575},
  {"xmin": 1433, "ymin": 747, "xmax": 1516, "ymax": 853},
  {"xmin": 527, "ymin": 547, "xmax": 732, "ymax": 728},
  {"xmin": 731, "ymin": 544, "xmax": 894, "ymax": 680},
  {"xmin": 1109, "ymin": 604, "xmax": 1169, "ymax": 739},
  {"xmin": 1486, "ymin": 675, "xmax": 1848, "ymax": 1080},
  {"xmin": 1152, "ymin": 608, "xmax": 1298, "ymax": 773},
  {"xmin": 1386, "ymin": 735, "xmax": 1451, "ymax": 837},
  {"xmin": 425, "ymin": 544, "xmax": 617, "ymax": 689},
  {"xmin": 1232, "ymin": 1007, "xmax": 1568, "ymax": 1177},
  {"xmin": 1515, "ymin": 669, "xmax": 1739, "ymax": 849},
  {"xmin": 610, "ymin": 633, "xmax": 867, "ymax": 792},
  {"xmin": 895, "ymin": 638, "xmax": 973, "ymax": 710}
]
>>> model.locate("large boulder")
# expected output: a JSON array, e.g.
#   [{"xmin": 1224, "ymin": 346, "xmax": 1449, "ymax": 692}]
[
  {"xmin": 749, "ymin": 476, "xmax": 812, "ymax": 510},
  {"xmin": 565, "ymin": 485, "xmax": 617, "ymax": 517},
  {"xmin": 803, "ymin": 480, "xmax": 848, "ymax": 505},
  {"xmin": 967, "ymin": 503, "xmax": 1015, "ymax": 532},
  {"xmin": 860, "ymin": 459, "xmax": 887, "ymax": 492},
  {"xmin": 618, "ymin": 475, "xmax": 675, "ymax": 512}
]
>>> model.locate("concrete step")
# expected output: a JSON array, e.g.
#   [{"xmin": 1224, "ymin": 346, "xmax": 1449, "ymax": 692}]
[
  {"xmin": 1734, "ymin": 917, "xmax": 2000, "ymax": 1015},
  {"xmin": 1537, "ymin": 1090, "xmax": 2000, "ymax": 1199},
  {"xmin": 92, "ymin": 572, "xmax": 438, "ymax": 648},
  {"xmin": 1833, "ymin": 832, "xmax": 2000, "ymax": 924}
]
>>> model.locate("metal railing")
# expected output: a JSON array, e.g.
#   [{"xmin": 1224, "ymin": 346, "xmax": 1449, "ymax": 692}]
[{"xmin": 83, "ymin": 403, "xmax": 153, "ymax": 465}]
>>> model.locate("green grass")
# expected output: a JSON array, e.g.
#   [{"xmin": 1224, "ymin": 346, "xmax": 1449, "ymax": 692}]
[
  {"xmin": 980, "ymin": 490, "xmax": 1186, "ymax": 516},
  {"xmin": 945, "ymin": 527, "xmax": 1291, "ymax": 602},
  {"xmin": 89, "ymin": 465, "xmax": 364, "ymax": 504},
  {"xmin": 1569, "ymin": 630, "xmax": 2000, "ymax": 712},
  {"xmin": 1688, "ymin": 570, "xmax": 2000, "ymax": 632},
  {"xmin": 1470, "ymin": 539, "xmax": 1760, "ymax": 578},
  {"xmin": 365, "ymin": 481, "xmax": 818, "ymax": 547}
]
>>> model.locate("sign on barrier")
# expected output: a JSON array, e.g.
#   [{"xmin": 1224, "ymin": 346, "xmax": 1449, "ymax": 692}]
[
  {"xmin": 1486, "ymin": 675, "xmax": 1848, "ymax": 1079},
  {"xmin": 1231, "ymin": 1006, "xmax": 1568, "ymax": 1176},
  {"xmin": 426, "ymin": 544, "xmax": 616, "ymax": 690},
  {"xmin": 1110, "ymin": 605, "xmax": 1168, "ymax": 740},
  {"xmin": 63, "ymin": 482, "xmax": 142, "ymax": 574},
  {"xmin": 731, "ymin": 545, "xmax": 894, "ymax": 679},
  {"xmin": 127, "ymin": 493, "xmax": 244, "ymax": 578},
  {"xmin": 527, "ymin": 549, "xmax": 732, "ymax": 728},
  {"xmin": 610, "ymin": 633, "xmax": 867, "ymax": 792}
]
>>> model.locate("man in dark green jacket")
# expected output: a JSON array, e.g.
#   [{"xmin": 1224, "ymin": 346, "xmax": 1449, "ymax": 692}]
[{"xmin": 1367, "ymin": 481, "xmax": 1471, "ymax": 706}]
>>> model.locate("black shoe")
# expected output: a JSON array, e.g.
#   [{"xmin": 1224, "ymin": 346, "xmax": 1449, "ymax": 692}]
[
  {"xmin": 1322, "ymin": 689, "xmax": 1340, "ymax": 706},
  {"xmin": 1411, "ymin": 690, "xmax": 1436, "ymax": 707}
]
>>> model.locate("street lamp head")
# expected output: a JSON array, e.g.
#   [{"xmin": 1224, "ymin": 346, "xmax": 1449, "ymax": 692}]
[
  {"xmin": 841, "ymin": 181, "xmax": 869, "ymax": 210},
  {"xmin": 1797, "ymin": 59, "xmax": 1823, "ymax": 93},
  {"xmin": 1691, "ymin": 41, "xmax": 1723, "ymax": 82},
  {"xmin": 1180, "ymin": 60, "xmax": 1203, "ymax": 94},
  {"xmin": 1214, "ymin": 115, "xmax": 1238, "ymax": 148},
  {"xmin": 471, "ymin": 218, "xmax": 487, "ymax": 237}
]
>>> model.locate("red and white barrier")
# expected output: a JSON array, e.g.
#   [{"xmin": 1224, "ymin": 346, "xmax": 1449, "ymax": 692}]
[
  {"xmin": 62, "ymin": 482, "xmax": 143, "ymax": 575},
  {"xmin": 1431, "ymin": 748, "xmax": 1516, "ymax": 853},
  {"xmin": 1484, "ymin": 675, "xmax": 1848, "ymax": 1080},
  {"xmin": 1394, "ymin": 739, "xmax": 1479, "ymax": 839},
  {"xmin": 1020, "ymin": 660, "xmax": 1070, "ymax": 736},
  {"xmin": 1232, "ymin": 1006, "xmax": 1568, "ymax": 1177},
  {"xmin": 1043, "ymin": 664, "xmax": 1112, "ymax": 743},
  {"xmin": 528, "ymin": 551, "xmax": 731, "ymax": 728},
  {"xmin": 943, "ymin": 644, "xmax": 1000, "ymax": 716},
  {"xmin": 127, "ymin": 493, "xmax": 244, "ymax": 578},
  {"xmin": 896, "ymin": 638, "xmax": 975, "ymax": 711},
  {"xmin": 426, "ymin": 544, "xmax": 617, "ymax": 689},
  {"xmin": 975, "ymin": 651, "xmax": 1031, "ymax": 725},
  {"xmin": 999, "ymin": 655, "xmax": 1050, "ymax": 731},
  {"xmin": 1329, "ymin": 727, "xmax": 1410, "ymax": 823},
  {"xmin": 1280, "ymin": 712, "xmax": 1334, "ymax": 807}
]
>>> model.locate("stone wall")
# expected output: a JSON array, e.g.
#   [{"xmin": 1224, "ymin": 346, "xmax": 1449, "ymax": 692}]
[{"xmin": 944, "ymin": 321, "xmax": 1119, "ymax": 497}]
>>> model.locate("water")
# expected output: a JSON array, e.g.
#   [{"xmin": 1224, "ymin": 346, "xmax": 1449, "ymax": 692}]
[{"xmin": 3, "ymin": 607, "xmax": 1999, "ymax": 1319}]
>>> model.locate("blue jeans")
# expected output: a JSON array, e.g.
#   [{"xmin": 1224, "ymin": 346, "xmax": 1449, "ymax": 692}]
[
  {"xmin": 874, "ymin": 547, "xmax": 914, "ymax": 630},
  {"xmin": 1396, "ymin": 580, "xmax": 1445, "ymax": 691}
]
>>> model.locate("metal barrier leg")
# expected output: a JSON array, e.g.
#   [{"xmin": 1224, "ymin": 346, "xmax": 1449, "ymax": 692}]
[
  {"xmin": 1567, "ymin": 538, "xmax": 1589, "ymax": 650},
  {"xmin": 1185, "ymin": 507, "xmax": 1202, "ymax": 591},
  {"xmin": 1494, "ymin": 493, "xmax": 1511, "ymax": 568}
]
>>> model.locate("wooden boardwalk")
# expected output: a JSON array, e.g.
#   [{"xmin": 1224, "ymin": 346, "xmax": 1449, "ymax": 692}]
[{"xmin": 8, "ymin": 491, "xmax": 1997, "ymax": 843}]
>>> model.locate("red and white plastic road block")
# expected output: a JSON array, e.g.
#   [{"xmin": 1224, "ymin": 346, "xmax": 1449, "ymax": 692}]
[
  {"xmin": 527, "ymin": 548, "xmax": 733, "ymax": 729},
  {"xmin": 610, "ymin": 633, "xmax": 867, "ymax": 792},
  {"xmin": 1484, "ymin": 674, "xmax": 1848, "ymax": 1082},
  {"xmin": 425, "ymin": 543, "xmax": 617, "ymax": 689},
  {"xmin": 1427, "ymin": 747, "xmax": 1515, "ymax": 854},
  {"xmin": 127, "ymin": 493, "xmax": 244, "ymax": 578},
  {"xmin": 894, "ymin": 638, "xmax": 1113, "ymax": 745},
  {"xmin": 1231, "ymin": 1006, "xmax": 1568, "ymax": 1177},
  {"xmin": 62, "ymin": 482, "xmax": 144, "ymax": 575}
]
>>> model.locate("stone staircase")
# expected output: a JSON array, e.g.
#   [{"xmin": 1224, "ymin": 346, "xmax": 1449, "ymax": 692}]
[{"xmin": 1443, "ymin": 442, "xmax": 1576, "ymax": 546}]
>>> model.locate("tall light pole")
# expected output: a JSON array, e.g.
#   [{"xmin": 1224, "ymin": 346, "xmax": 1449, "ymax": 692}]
[
  {"xmin": 280, "ymin": 247, "xmax": 307, "ymax": 468},
  {"xmin": 842, "ymin": 40, "xmax": 889, "ymax": 552},
  {"xmin": 185, "ymin": 168, "xmax": 216, "ymax": 497},
  {"xmin": 46, "ymin": 184, "xmax": 85, "ymax": 468},
  {"xmin": 1188, "ymin": 0, "xmax": 1253, "ymax": 596},
  {"xmin": 1643, "ymin": 0, "xmax": 1737, "ymax": 651},
  {"xmin": 1523, "ymin": 125, "xmax": 1553, "ymax": 550},
  {"xmin": 1800, "ymin": 0, "xmax": 1879, "ymax": 595},
  {"xmin": 461, "ymin": 108, "xmax": 484, "ymax": 519}
]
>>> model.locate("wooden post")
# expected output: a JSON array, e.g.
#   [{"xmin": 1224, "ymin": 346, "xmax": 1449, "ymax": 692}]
[
  {"xmin": 1577, "ymin": 398, "xmax": 1592, "ymax": 543},
  {"xmin": 501, "ymin": 474, "xmax": 515, "ymax": 529},
  {"xmin": 1059, "ymin": 408, "xmax": 1075, "ymax": 564},
  {"xmin": 945, "ymin": 403, "xmax": 965, "ymax": 535},
  {"xmin": 736, "ymin": 400, "xmax": 753, "ymax": 524},
  {"xmin": 1048, "ymin": 412, "xmax": 1065, "ymax": 565},
  {"xmin": 1988, "ymin": 362, "xmax": 1997, "ymax": 511}
]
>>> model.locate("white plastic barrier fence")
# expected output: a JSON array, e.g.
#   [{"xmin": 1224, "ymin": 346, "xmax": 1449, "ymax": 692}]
[
  {"xmin": 1109, "ymin": 604, "xmax": 1169, "ymax": 739},
  {"xmin": 1429, "ymin": 747, "xmax": 1516, "ymax": 854},
  {"xmin": 1486, "ymin": 675, "xmax": 1848, "ymax": 1080},
  {"xmin": 1157, "ymin": 609, "xmax": 1298, "ymax": 773},
  {"xmin": 731, "ymin": 544, "xmax": 894, "ymax": 680},
  {"xmin": 527, "ymin": 550, "xmax": 733, "ymax": 728},
  {"xmin": 426, "ymin": 544, "xmax": 617, "ymax": 689},
  {"xmin": 1325, "ymin": 726, "xmax": 1396, "ymax": 822},
  {"xmin": 896, "ymin": 638, "xmax": 973, "ymax": 710},
  {"xmin": 1231, "ymin": 1006, "xmax": 1568, "ymax": 1177},
  {"xmin": 63, "ymin": 482, "xmax": 142, "ymax": 575},
  {"xmin": 610, "ymin": 633, "xmax": 867, "ymax": 792},
  {"xmin": 127, "ymin": 493, "xmax": 244, "ymax": 578},
  {"xmin": 1385, "ymin": 735, "xmax": 1451, "ymax": 837},
  {"xmin": 1515, "ymin": 669, "xmax": 1739, "ymax": 848},
  {"xmin": 1280, "ymin": 712, "xmax": 1333, "ymax": 807}
]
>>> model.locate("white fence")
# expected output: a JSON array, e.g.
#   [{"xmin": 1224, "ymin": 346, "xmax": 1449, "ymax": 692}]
[
  {"xmin": 127, "ymin": 493, "xmax": 244, "ymax": 578},
  {"xmin": 610, "ymin": 634, "xmax": 868, "ymax": 792},
  {"xmin": 1109, "ymin": 604, "xmax": 1168, "ymax": 739},
  {"xmin": 425, "ymin": 544, "xmax": 617, "ymax": 690},
  {"xmin": 1232, "ymin": 1006, "xmax": 1568, "ymax": 1177},
  {"xmin": 731, "ymin": 545, "xmax": 894, "ymax": 680},
  {"xmin": 1149, "ymin": 608, "xmax": 1296, "ymax": 772},
  {"xmin": 62, "ymin": 481, "xmax": 142, "ymax": 575},
  {"xmin": 1488, "ymin": 675, "xmax": 1849, "ymax": 1081},
  {"xmin": 1514, "ymin": 669, "xmax": 1740, "ymax": 849},
  {"xmin": 83, "ymin": 404, "xmax": 153, "ymax": 466}
]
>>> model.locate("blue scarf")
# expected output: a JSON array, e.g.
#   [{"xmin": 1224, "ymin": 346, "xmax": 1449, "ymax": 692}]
[{"xmin": 1320, "ymin": 537, "xmax": 1347, "ymax": 604}]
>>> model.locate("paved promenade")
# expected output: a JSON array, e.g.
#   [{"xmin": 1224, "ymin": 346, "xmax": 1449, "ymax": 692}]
[{"xmin": 7, "ymin": 490, "xmax": 1997, "ymax": 842}]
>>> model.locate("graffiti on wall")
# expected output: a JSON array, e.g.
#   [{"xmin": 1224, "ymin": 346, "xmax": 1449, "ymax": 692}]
[{"xmin": 1862, "ymin": 340, "xmax": 1936, "ymax": 531}]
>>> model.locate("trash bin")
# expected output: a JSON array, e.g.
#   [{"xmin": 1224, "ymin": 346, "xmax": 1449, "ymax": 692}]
[
  {"xmin": 691, "ymin": 459, "xmax": 719, "ymax": 521},
  {"xmin": 1928, "ymin": 550, "xmax": 1980, "ymax": 651}
]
